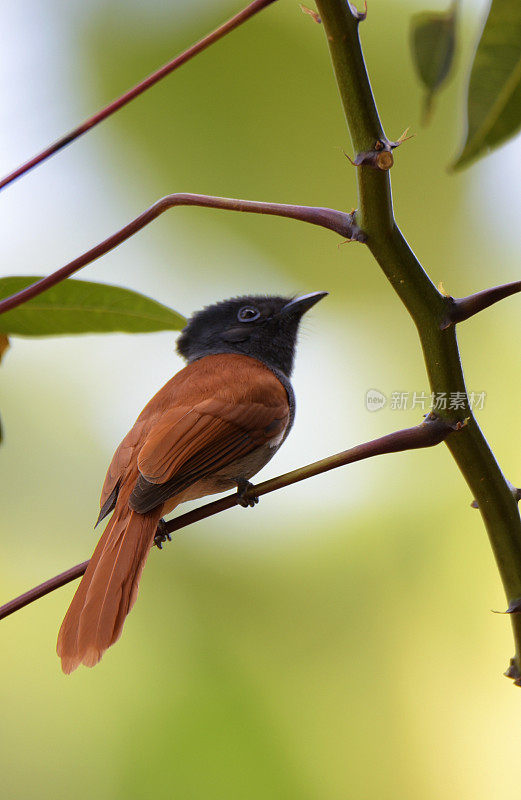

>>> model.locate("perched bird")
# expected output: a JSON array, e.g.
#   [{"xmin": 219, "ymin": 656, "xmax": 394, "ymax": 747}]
[{"xmin": 57, "ymin": 291, "xmax": 327, "ymax": 673}]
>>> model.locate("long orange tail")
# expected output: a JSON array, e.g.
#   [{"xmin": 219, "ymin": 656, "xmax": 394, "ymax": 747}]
[{"xmin": 57, "ymin": 498, "xmax": 162, "ymax": 674}]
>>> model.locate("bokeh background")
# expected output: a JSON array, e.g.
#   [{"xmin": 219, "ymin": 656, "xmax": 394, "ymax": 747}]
[{"xmin": 2, "ymin": 0, "xmax": 521, "ymax": 797}]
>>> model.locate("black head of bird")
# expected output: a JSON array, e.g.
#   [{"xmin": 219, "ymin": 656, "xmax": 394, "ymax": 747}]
[{"xmin": 176, "ymin": 291, "xmax": 328, "ymax": 377}]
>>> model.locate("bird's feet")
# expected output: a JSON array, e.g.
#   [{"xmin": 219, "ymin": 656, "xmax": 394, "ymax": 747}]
[
  {"xmin": 236, "ymin": 479, "xmax": 259, "ymax": 508},
  {"xmin": 154, "ymin": 518, "xmax": 172, "ymax": 549}
]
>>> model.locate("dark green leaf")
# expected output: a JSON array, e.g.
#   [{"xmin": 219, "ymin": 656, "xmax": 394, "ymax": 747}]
[
  {"xmin": 410, "ymin": 3, "xmax": 458, "ymax": 123},
  {"xmin": 453, "ymin": 0, "xmax": 521, "ymax": 170},
  {"xmin": 0, "ymin": 277, "xmax": 186, "ymax": 336}
]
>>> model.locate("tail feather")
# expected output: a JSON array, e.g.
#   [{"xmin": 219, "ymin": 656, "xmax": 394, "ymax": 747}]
[{"xmin": 57, "ymin": 502, "xmax": 162, "ymax": 674}]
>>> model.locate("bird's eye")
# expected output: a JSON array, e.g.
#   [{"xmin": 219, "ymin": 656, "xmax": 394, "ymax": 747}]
[{"xmin": 237, "ymin": 306, "xmax": 260, "ymax": 323}]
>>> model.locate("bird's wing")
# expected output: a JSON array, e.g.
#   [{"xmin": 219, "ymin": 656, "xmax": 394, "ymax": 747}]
[
  {"xmin": 129, "ymin": 396, "xmax": 289, "ymax": 513},
  {"xmin": 97, "ymin": 419, "xmax": 147, "ymax": 525}
]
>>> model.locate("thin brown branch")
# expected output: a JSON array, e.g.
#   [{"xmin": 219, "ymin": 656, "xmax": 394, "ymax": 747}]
[
  {"xmin": 0, "ymin": 562, "xmax": 90, "ymax": 620},
  {"xmin": 0, "ymin": 0, "xmax": 278, "ymax": 191},
  {"xmin": 441, "ymin": 280, "xmax": 521, "ymax": 329},
  {"xmin": 0, "ymin": 195, "xmax": 365, "ymax": 314},
  {"xmin": 0, "ymin": 413, "xmax": 461, "ymax": 622}
]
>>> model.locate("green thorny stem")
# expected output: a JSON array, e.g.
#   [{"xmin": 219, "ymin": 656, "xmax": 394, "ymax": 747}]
[{"xmin": 314, "ymin": 0, "xmax": 521, "ymax": 683}]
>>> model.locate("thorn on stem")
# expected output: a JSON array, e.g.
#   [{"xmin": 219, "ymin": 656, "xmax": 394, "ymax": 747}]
[
  {"xmin": 352, "ymin": 129, "xmax": 413, "ymax": 171},
  {"xmin": 300, "ymin": 4, "xmax": 321, "ymax": 23},
  {"xmin": 505, "ymin": 657, "xmax": 521, "ymax": 684},
  {"xmin": 339, "ymin": 209, "xmax": 367, "ymax": 244},
  {"xmin": 342, "ymin": 148, "xmax": 355, "ymax": 166},
  {"xmin": 349, "ymin": 1, "xmax": 367, "ymax": 22},
  {"xmin": 506, "ymin": 598, "xmax": 521, "ymax": 614},
  {"xmin": 395, "ymin": 127, "xmax": 415, "ymax": 145}
]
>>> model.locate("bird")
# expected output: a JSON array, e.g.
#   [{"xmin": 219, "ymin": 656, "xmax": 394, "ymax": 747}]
[{"xmin": 57, "ymin": 291, "xmax": 328, "ymax": 673}]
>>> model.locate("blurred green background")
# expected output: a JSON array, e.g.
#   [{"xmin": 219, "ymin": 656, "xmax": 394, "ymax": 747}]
[{"xmin": 2, "ymin": 0, "xmax": 521, "ymax": 797}]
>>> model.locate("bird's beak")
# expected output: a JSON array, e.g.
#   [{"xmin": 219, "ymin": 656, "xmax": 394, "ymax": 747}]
[{"xmin": 279, "ymin": 291, "xmax": 329, "ymax": 317}]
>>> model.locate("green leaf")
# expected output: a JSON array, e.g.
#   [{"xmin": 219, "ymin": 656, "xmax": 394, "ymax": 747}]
[
  {"xmin": 453, "ymin": 0, "xmax": 521, "ymax": 170},
  {"xmin": 0, "ymin": 277, "xmax": 186, "ymax": 336},
  {"xmin": 410, "ymin": 3, "xmax": 457, "ymax": 124}
]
